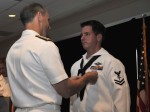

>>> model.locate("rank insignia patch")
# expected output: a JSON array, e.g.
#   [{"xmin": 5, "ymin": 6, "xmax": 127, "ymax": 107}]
[
  {"xmin": 114, "ymin": 71, "xmax": 125, "ymax": 85},
  {"xmin": 35, "ymin": 35, "xmax": 52, "ymax": 41}
]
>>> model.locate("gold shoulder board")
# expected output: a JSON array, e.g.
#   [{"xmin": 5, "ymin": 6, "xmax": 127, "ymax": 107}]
[{"xmin": 35, "ymin": 35, "xmax": 51, "ymax": 41}]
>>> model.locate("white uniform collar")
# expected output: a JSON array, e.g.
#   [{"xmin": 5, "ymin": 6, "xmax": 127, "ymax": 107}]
[
  {"xmin": 82, "ymin": 48, "xmax": 109, "ymax": 60},
  {"xmin": 21, "ymin": 29, "xmax": 39, "ymax": 37}
]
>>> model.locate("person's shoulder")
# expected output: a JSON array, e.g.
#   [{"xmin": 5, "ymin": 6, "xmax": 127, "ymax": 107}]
[
  {"xmin": 101, "ymin": 49, "xmax": 124, "ymax": 65},
  {"xmin": 109, "ymin": 55, "xmax": 125, "ymax": 68},
  {"xmin": 101, "ymin": 49, "xmax": 115, "ymax": 61},
  {"xmin": 34, "ymin": 35, "xmax": 59, "ymax": 52}
]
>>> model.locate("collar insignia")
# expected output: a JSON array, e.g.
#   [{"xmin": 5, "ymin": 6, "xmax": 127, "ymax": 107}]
[{"xmin": 35, "ymin": 35, "xmax": 52, "ymax": 41}]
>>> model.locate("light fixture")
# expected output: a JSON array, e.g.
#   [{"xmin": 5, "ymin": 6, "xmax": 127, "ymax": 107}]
[{"xmin": 8, "ymin": 14, "xmax": 16, "ymax": 17}]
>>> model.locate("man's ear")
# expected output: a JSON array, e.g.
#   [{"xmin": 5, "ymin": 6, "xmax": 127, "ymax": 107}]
[
  {"xmin": 37, "ymin": 12, "xmax": 43, "ymax": 23},
  {"xmin": 97, "ymin": 33, "xmax": 102, "ymax": 42}
]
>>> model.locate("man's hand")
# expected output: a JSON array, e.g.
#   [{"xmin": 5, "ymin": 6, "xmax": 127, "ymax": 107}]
[
  {"xmin": 53, "ymin": 71, "xmax": 98, "ymax": 98},
  {"xmin": 84, "ymin": 71, "xmax": 98, "ymax": 84}
]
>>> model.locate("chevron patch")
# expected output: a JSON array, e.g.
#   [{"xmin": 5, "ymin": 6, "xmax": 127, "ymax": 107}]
[
  {"xmin": 114, "ymin": 71, "xmax": 125, "ymax": 85},
  {"xmin": 114, "ymin": 79, "xmax": 125, "ymax": 85}
]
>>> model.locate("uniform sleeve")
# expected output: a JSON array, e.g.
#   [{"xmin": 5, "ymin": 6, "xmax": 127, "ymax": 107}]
[{"xmin": 106, "ymin": 59, "xmax": 131, "ymax": 112}]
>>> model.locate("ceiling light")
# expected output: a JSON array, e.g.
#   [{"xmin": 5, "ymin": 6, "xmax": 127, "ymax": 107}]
[{"xmin": 8, "ymin": 14, "xmax": 16, "ymax": 18}]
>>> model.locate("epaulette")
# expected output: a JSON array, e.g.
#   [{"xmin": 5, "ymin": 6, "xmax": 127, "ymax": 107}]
[{"xmin": 35, "ymin": 35, "xmax": 52, "ymax": 41}]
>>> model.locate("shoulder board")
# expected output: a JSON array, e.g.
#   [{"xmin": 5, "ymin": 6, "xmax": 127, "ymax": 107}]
[{"xmin": 35, "ymin": 35, "xmax": 52, "ymax": 41}]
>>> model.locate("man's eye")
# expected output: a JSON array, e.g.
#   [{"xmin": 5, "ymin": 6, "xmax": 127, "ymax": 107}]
[
  {"xmin": 81, "ymin": 32, "xmax": 90, "ymax": 37},
  {"xmin": 85, "ymin": 32, "xmax": 90, "ymax": 36}
]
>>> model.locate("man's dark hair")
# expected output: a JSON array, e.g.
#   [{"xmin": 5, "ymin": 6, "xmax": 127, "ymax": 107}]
[
  {"xmin": 20, "ymin": 3, "xmax": 47, "ymax": 26},
  {"xmin": 80, "ymin": 20, "xmax": 106, "ymax": 37}
]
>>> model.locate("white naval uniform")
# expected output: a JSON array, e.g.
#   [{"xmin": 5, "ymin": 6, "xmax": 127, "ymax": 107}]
[
  {"xmin": 6, "ymin": 30, "xmax": 68, "ymax": 112},
  {"xmin": 70, "ymin": 48, "xmax": 130, "ymax": 112}
]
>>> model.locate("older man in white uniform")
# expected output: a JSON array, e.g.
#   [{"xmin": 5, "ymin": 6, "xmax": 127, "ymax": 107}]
[{"xmin": 6, "ymin": 3, "xmax": 98, "ymax": 112}]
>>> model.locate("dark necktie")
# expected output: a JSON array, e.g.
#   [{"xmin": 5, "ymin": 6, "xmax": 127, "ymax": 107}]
[{"xmin": 77, "ymin": 55, "xmax": 100, "ymax": 101}]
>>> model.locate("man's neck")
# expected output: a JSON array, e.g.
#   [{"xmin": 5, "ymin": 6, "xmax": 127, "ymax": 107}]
[{"xmin": 86, "ymin": 47, "xmax": 101, "ymax": 59}]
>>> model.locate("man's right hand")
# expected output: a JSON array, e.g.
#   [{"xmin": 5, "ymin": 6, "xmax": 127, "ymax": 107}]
[
  {"xmin": 84, "ymin": 71, "xmax": 98, "ymax": 84},
  {"xmin": 52, "ymin": 71, "xmax": 98, "ymax": 98}
]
